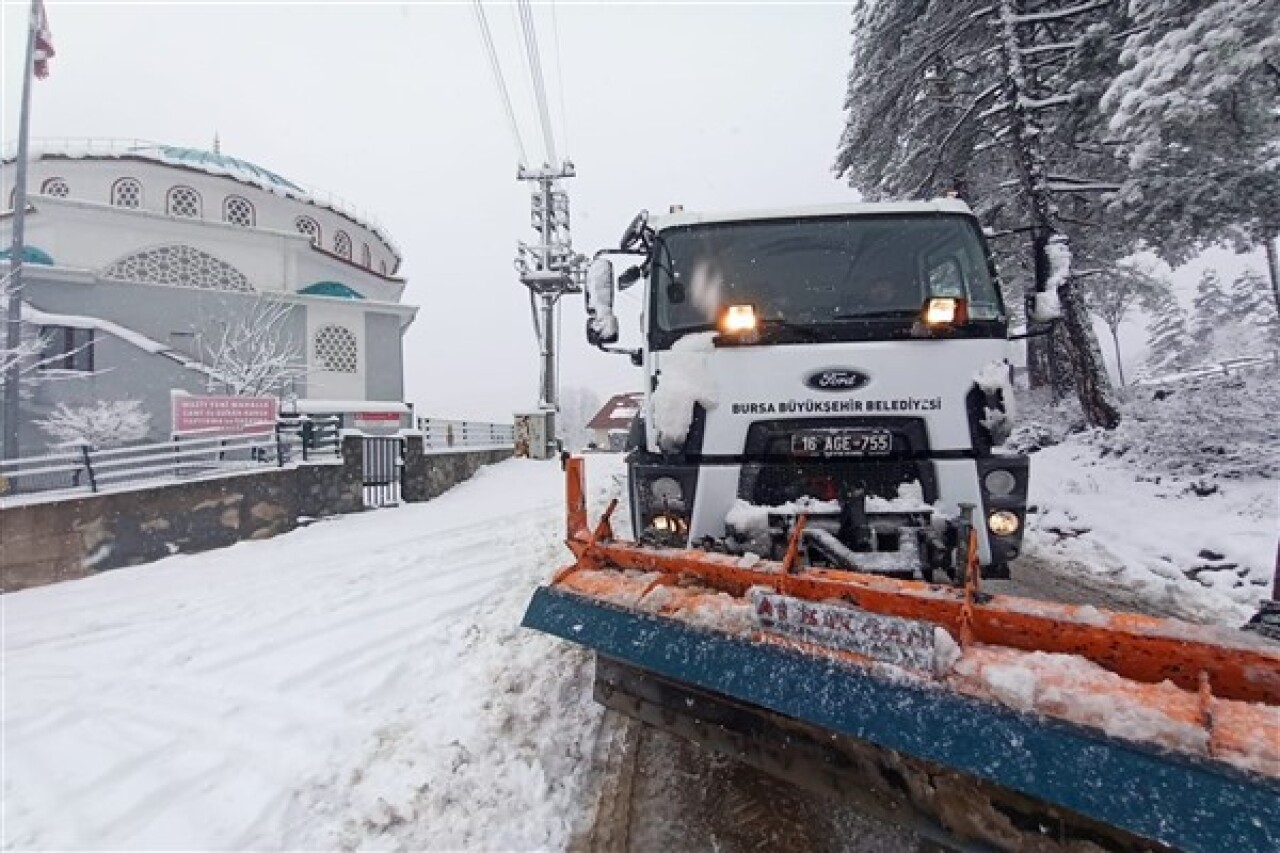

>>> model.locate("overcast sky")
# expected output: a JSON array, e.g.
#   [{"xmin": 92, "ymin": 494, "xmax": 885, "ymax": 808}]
[
  {"xmin": 2, "ymin": 2, "xmax": 1267, "ymax": 419},
  {"xmin": 2, "ymin": 1, "xmax": 858, "ymax": 420}
]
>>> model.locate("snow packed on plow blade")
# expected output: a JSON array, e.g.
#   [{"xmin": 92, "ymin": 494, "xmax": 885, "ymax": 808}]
[{"xmin": 521, "ymin": 457, "xmax": 1280, "ymax": 853}]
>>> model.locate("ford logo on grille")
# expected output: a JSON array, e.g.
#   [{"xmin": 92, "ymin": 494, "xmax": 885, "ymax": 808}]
[{"xmin": 805, "ymin": 368, "xmax": 870, "ymax": 391}]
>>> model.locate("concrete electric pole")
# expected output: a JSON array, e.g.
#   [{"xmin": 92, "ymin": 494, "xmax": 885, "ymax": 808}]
[{"xmin": 515, "ymin": 161, "xmax": 583, "ymax": 456}]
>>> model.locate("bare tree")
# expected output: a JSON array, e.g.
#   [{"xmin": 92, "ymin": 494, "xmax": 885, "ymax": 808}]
[
  {"xmin": 36, "ymin": 399, "xmax": 152, "ymax": 449},
  {"xmin": 201, "ymin": 298, "xmax": 307, "ymax": 398},
  {"xmin": 1082, "ymin": 264, "xmax": 1168, "ymax": 386}
]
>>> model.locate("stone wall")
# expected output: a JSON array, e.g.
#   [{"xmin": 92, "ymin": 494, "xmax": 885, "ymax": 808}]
[
  {"xmin": 1, "ymin": 446, "xmax": 360, "ymax": 593},
  {"xmin": 1, "ymin": 435, "xmax": 512, "ymax": 593},
  {"xmin": 402, "ymin": 436, "xmax": 513, "ymax": 502}
]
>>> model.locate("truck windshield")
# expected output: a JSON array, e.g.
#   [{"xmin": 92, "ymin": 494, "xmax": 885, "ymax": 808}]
[{"xmin": 652, "ymin": 214, "xmax": 1004, "ymax": 339}]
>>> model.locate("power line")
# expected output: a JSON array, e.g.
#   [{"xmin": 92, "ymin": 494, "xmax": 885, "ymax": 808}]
[
  {"xmin": 472, "ymin": 0, "xmax": 528, "ymax": 167},
  {"xmin": 549, "ymin": 0, "xmax": 571, "ymax": 158},
  {"xmin": 516, "ymin": 0, "xmax": 558, "ymax": 165}
]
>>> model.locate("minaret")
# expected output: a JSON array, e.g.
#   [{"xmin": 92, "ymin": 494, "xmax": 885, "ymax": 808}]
[{"xmin": 213, "ymin": 132, "xmax": 221, "ymax": 154}]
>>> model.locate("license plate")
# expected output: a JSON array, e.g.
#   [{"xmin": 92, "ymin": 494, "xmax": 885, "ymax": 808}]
[{"xmin": 790, "ymin": 428, "xmax": 892, "ymax": 458}]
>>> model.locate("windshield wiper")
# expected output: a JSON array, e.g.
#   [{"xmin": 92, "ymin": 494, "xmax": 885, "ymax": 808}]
[
  {"xmin": 763, "ymin": 319, "xmax": 826, "ymax": 341},
  {"xmin": 831, "ymin": 309, "xmax": 918, "ymax": 320}
]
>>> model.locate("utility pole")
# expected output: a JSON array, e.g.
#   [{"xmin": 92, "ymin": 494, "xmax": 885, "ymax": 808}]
[
  {"xmin": 3, "ymin": 2, "xmax": 44, "ymax": 460},
  {"xmin": 515, "ymin": 161, "xmax": 583, "ymax": 456}
]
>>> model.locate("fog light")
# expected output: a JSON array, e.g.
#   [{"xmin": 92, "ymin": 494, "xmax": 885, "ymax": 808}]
[
  {"xmin": 648, "ymin": 512, "xmax": 689, "ymax": 535},
  {"xmin": 983, "ymin": 469, "xmax": 1017, "ymax": 496},
  {"xmin": 988, "ymin": 510, "xmax": 1020, "ymax": 536}
]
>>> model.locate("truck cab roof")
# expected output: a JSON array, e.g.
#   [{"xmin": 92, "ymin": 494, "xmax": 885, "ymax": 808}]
[{"xmin": 651, "ymin": 198, "xmax": 976, "ymax": 231}]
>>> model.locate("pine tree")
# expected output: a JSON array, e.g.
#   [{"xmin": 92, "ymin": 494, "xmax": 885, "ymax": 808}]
[
  {"xmin": 1143, "ymin": 292, "xmax": 1192, "ymax": 377},
  {"xmin": 1190, "ymin": 270, "xmax": 1232, "ymax": 357},
  {"xmin": 1101, "ymin": 0, "xmax": 1280, "ymax": 308},
  {"xmin": 1230, "ymin": 268, "xmax": 1280, "ymax": 343}
]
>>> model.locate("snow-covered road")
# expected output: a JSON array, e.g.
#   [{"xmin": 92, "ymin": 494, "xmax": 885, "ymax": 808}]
[
  {"xmin": 3, "ymin": 458, "xmax": 626, "ymax": 851},
  {"xmin": 5, "ymin": 438, "xmax": 1273, "ymax": 851}
]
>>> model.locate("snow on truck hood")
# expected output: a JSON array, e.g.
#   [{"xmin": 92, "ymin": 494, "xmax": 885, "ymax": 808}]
[{"xmin": 650, "ymin": 198, "xmax": 976, "ymax": 230}]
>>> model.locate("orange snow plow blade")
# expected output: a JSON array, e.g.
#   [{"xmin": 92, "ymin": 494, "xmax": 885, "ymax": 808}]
[
  {"xmin": 558, "ymin": 458, "xmax": 1280, "ymax": 708},
  {"xmin": 525, "ymin": 458, "xmax": 1280, "ymax": 850}
]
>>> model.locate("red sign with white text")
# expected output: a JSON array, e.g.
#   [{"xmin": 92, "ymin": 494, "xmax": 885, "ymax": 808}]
[{"xmin": 172, "ymin": 396, "xmax": 277, "ymax": 435}]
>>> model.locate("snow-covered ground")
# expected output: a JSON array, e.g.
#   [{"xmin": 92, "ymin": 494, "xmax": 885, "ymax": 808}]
[
  {"xmin": 4, "ymin": 381, "xmax": 1275, "ymax": 850},
  {"xmin": 3, "ymin": 456, "xmax": 628, "ymax": 851},
  {"xmin": 1016, "ymin": 370, "xmax": 1278, "ymax": 626}
]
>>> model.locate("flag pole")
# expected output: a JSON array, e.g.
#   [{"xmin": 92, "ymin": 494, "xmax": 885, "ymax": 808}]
[{"xmin": 2, "ymin": 0, "xmax": 42, "ymax": 460}]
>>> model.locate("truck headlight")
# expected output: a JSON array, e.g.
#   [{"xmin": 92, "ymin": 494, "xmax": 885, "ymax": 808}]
[
  {"xmin": 988, "ymin": 510, "xmax": 1020, "ymax": 536},
  {"xmin": 983, "ymin": 469, "xmax": 1017, "ymax": 496}
]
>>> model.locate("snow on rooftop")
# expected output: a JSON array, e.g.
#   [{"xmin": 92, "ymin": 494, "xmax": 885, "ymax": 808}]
[
  {"xmin": 652, "ymin": 198, "xmax": 976, "ymax": 230},
  {"xmin": 2, "ymin": 138, "xmax": 400, "ymax": 260}
]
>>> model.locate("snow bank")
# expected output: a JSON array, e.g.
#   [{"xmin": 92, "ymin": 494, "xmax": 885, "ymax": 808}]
[
  {"xmin": 2, "ymin": 455, "xmax": 631, "ymax": 851},
  {"xmin": 652, "ymin": 332, "xmax": 719, "ymax": 453},
  {"xmin": 1026, "ymin": 440, "xmax": 1275, "ymax": 625}
]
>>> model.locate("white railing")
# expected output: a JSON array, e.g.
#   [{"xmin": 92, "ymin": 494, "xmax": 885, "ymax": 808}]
[
  {"xmin": 1133, "ymin": 352, "xmax": 1279, "ymax": 387},
  {"xmin": 0, "ymin": 418, "xmax": 342, "ymax": 502},
  {"xmin": 416, "ymin": 418, "xmax": 516, "ymax": 450}
]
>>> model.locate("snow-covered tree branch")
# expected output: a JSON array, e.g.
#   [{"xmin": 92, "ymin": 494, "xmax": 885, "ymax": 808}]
[
  {"xmin": 201, "ymin": 298, "xmax": 308, "ymax": 399},
  {"xmin": 36, "ymin": 400, "xmax": 152, "ymax": 449}
]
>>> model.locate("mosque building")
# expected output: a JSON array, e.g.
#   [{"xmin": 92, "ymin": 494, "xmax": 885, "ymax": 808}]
[{"xmin": 0, "ymin": 139, "xmax": 416, "ymax": 451}]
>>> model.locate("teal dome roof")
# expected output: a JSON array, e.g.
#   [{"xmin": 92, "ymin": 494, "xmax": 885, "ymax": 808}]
[
  {"xmin": 300, "ymin": 281, "xmax": 364, "ymax": 299},
  {"xmin": 151, "ymin": 146, "xmax": 305, "ymax": 194},
  {"xmin": 0, "ymin": 245, "xmax": 54, "ymax": 265}
]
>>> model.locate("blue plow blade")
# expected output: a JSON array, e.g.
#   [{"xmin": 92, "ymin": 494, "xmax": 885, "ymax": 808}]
[{"xmin": 522, "ymin": 585, "xmax": 1280, "ymax": 853}]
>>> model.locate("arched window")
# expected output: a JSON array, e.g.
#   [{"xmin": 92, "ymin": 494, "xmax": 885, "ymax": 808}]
[
  {"xmin": 295, "ymin": 216, "xmax": 321, "ymax": 246},
  {"xmin": 313, "ymin": 324, "xmax": 358, "ymax": 373},
  {"xmin": 333, "ymin": 230, "xmax": 352, "ymax": 259},
  {"xmin": 40, "ymin": 177, "xmax": 69, "ymax": 197},
  {"xmin": 361, "ymin": 243, "xmax": 371, "ymax": 268},
  {"xmin": 167, "ymin": 186, "xmax": 202, "ymax": 218},
  {"xmin": 102, "ymin": 244, "xmax": 251, "ymax": 291},
  {"xmin": 111, "ymin": 178, "xmax": 142, "ymax": 208},
  {"xmin": 379, "ymin": 260, "xmax": 387, "ymax": 275},
  {"xmin": 223, "ymin": 196, "xmax": 255, "ymax": 227}
]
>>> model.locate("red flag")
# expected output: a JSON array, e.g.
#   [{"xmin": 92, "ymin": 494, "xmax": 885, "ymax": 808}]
[{"xmin": 33, "ymin": 0, "xmax": 55, "ymax": 80}]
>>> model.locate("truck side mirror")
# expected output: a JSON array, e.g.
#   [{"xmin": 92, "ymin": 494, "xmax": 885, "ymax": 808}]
[
  {"xmin": 585, "ymin": 257, "xmax": 620, "ymax": 346},
  {"xmin": 618, "ymin": 266, "xmax": 643, "ymax": 290}
]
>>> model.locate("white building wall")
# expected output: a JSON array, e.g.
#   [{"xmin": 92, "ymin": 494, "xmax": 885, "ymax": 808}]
[
  {"xmin": 10, "ymin": 196, "xmax": 405, "ymax": 303},
  {"xmin": 305, "ymin": 299, "xmax": 367, "ymax": 401}
]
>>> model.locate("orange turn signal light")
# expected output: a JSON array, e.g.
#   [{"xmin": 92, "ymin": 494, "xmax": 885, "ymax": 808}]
[
  {"xmin": 719, "ymin": 304, "xmax": 759, "ymax": 334},
  {"xmin": 923, "ymin": 297, "xmax": 968, "ymax": 327}
]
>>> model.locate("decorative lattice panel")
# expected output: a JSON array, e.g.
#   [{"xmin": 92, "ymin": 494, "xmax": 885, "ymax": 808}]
[
  {"xmin": 314, "ymin": 324, "xmax": 358, "ymax": 373},
  {"xmin": 295, "ymin": 216, "xmax": 321, "ymax": 245},
  {"xmin": 224, "ymin": 196, "xmax": 255, "ymax": 227},
  {"xmin": 112, "ymin": 179, "xmax": 142, "ymax": 208},
  {"xmin": 41, "ymin": 178, "xmax": 69, "ymax": 197},
  {"xmin": 102, "ymin": 244, "xmax": 252, "ymax": 291},
  {"xmin": 333, "ymin": 230, "xmax": 352, "ymax": 259},
  {"xmin": 167, "ymin": 186, "xmax": 202, "ymax": 218}
]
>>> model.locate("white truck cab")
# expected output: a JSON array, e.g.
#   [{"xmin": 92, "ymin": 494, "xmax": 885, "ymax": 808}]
[{"xmin": 585, "ymin": 199, "xmax": 1027, "ymax": 581}]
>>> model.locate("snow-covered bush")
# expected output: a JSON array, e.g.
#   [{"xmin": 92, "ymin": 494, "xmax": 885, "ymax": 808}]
[
  {"xmin": 36, "ymin": 400, "xmax": 152, "ymax": 449},
  {"xmin": 1077, "ymin": 371, "xmax": 1279, "ymax": 482}
]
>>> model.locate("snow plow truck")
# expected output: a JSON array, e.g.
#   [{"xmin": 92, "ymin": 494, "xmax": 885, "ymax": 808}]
[{"xmin": 522, "ymin": 200, "xmax": 1280, "ymax": 851}]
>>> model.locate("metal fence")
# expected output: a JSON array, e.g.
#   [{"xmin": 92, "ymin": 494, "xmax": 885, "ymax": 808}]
[
  {"xmin": 0, "ymin": 418, "xmax": 342, "ymax": 501},
  {"xmin": 417, "ymin": 418, "xmax": 515, "ymax": 450},
  {"xmin": 362, "ymin": 436, "xmax": 404, "ymax": 508}
]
